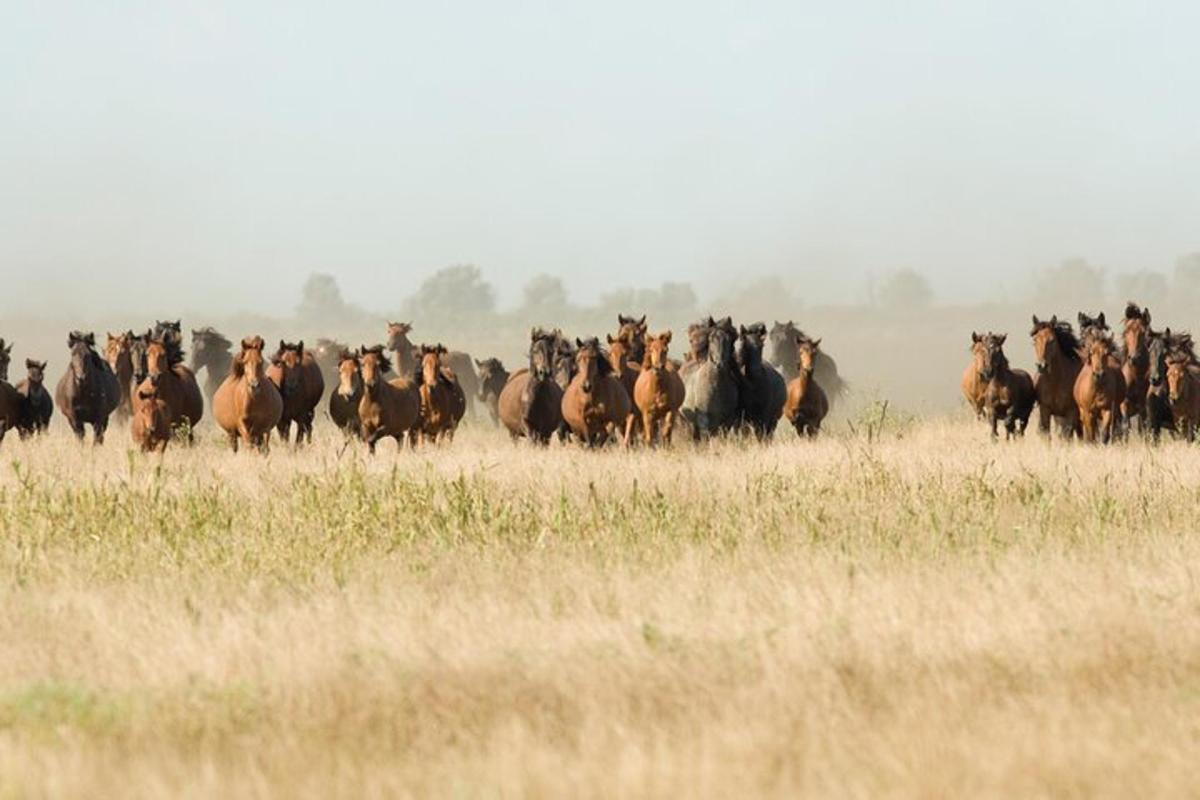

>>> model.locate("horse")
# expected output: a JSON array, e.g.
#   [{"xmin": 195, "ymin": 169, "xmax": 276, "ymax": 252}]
[
  {"xmin": 16, "ymin": 360, "xmax": 53, "ymax": 438},
  {"xmin": 766, "ymin": 321, "xmax": 847, "ymax": 405},
  {"xmin": 498, "ymin": 330, "xmax": 563, "ymax": 445},
  {"xmin": 1073, "ymin": 336, "xmax": 1126, "ymax": 444},
  {"xmin": 974, "ymin": 333, "xmax": 1035, "ymax": 440},
  {"xmin": 145, "ymin": 339, "xmax": 204, "ymax": 442},
  {"xmin": 606, "ymin": 335, "xmax": 641, "ymax": 406},
  {"xmin": 783, "ymin": 336, "xmax": 830, "ymax": 438},
  {"xmin": 416, "ymin": 344, "xmax": 465, "ymax": 444},
  {"xmin": 614, "ymin": 314, "xmax": 648, "ymax": 366},
  {"xmin": 312, "ymin": 337, "xmax": 347, "ymax": 390},
  {"xmin": 128, "ymin": 331, "xmax": 151, "ymax": 385},
  {"xmin": 1030, "ymin": 315, "xmax": 1083, "ymax": 438},
  {"xmin": 55, "ymin": 331, "xmax": 121, "ymax": 444},
  {"xmin": 1077, "ymin": 311, "xmax": 1109, "ymax": 347},
  {"xmin": 357, "ymin": 345, "xmax": 420, "ymax": 454},
  {"xmin": 328, "ymin": 349, "xmax": 362, "ymax": 438},
  {"xmin": 267, "ymin": 341, "xmax": 325, "ymax": 445},
  {"xmin": 104, "ymin": 331, "xmax": 135, "ymax": 421},
  {"xmin": 1166, "ymin": 354, "xmax": 1200, "ymax": 442},
  {"xmin": 0, "ymin": 376, "xmax": 18, "ymax": 444},
  {"xmin": 0, "ymin": 338, "xmax": 12, "ymax": 381},
  {"xmin": 1120, "ymin": 303, "xmax": 1152, "ymax": 435},
  {"xmin": 961, "ymin": 332, "xmax": 989, "ymax": 418},
  {"xmin": 561, "ymin": 337, "xmax": 632, "ymax": 447},
  {"xmin": 130, "ymin": 380, "xmax": 171, "ymax": 453},
  {"xmin": 153, "ymin": 320, "xmax": 185, "ymax": 364},
  {"xmin": 552, "ymin": 332, "xmax": 577, "ymax": 442},
  {"xmin": 474, "ymin": 357, "xmax": 510, "ymax": 426},
  {"xmin": 212, "ymin": 336, "xmax": 283, "ymax": 453},
  {"xmin": 1146, "ymin": 329, "xmax": 1174, "ymax": 442},
  {"xmin": 680, "ymin": 320, "xmax": 740, "ymax": 440},
  {"xmin": 191, "ymin": 327, "xmax": 233, "ymax": 407},
  {"xmin": 385, "ymin": 322, "xmax": 478, "ymax": 418},
  {"xmin": 733, "ymin": 324, "xmax": 786, "ymax": 441},
  {"xmin": 633, "ymin": 331, "xmax": 684, "ymax": 446}
]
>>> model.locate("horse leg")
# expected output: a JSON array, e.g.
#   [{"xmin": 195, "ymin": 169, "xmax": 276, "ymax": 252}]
[
  {"xmin": 1038, "ymin": 404, "xmax": 1051, "ymax": 437},
  {"xmin": 93, "ymin": 421, "xmax": 106, "ymax": 446},
  {"xmin": 987, "ymin": 409, "xmax": 999, "ymax": 441},
  {"xmin": 228, "ymin": 430, "xmax": 239, "ymax": 453}
]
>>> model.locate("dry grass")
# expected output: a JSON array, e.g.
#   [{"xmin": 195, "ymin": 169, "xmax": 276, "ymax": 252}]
[{"xmin": 1, "ymin": 416, "xmax": 1199, "ymax": 798}]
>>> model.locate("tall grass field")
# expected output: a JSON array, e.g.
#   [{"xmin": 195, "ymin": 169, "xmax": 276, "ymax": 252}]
[{"xmin": 2, "ymin": 416, "xmax": 1198, "ymax": 797}]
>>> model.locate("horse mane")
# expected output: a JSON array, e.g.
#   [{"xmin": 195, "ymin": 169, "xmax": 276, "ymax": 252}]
[
  {"xmin": 1124, "ymin": 302, "xmax": 1145, "ymax": 322},
  {"xmin": 1045, "ymin": 322, "xmax": 1082, "ymax": 363},
  {"xmin": 577, "ymin": 338, "xmax": 613, "ymax": 376},
  {"xmin": 360, "ymin": 344, "xmax": 392, "ymax": 372}
]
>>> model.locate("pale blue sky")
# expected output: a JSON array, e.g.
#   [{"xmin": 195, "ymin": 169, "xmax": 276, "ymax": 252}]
[{"xmin": 3, "ymin": 1, "xmax": 1198, "ymax": 313}]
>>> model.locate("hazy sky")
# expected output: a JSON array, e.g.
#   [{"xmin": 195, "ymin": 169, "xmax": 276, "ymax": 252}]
[{"xmin": 3, "ymin": 1, "xmax": 1199, "ymax": 315}]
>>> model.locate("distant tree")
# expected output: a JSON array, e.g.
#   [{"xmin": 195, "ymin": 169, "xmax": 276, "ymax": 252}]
[
  {"xmin": 877, "ymin": 269, "xmax": 933, "ymax": 309},
  {"xmin": 403, "ymin": 264, "xmax": 496, "ymax": 318},
  {"xmin": 521, "ymin": 274, "xmax": 568, "ymax": 311},
  {"xmin": 1114, "ymin": 270, "xmax": 1168, "ymax": 311},
  {"xmin": 1034, "ymin": 258, "xmax": 1105, "ymax": 312},
  {"xmin": 296, "ymin": 273, "xmax": 350, "ymax": 322},
  {"xmin": 655, "ymin": 281, "xmax": 698, "ymax": 314}
]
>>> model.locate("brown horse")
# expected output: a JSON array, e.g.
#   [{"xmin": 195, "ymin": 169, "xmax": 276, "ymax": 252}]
[
  {"xmin": 961, "ymin": 332, "xmax": 990, "ymax": 418},
  {"xmin": 0, "ymin": 377, "xmax": 19, "ymax": 444},
  {"xmin": 474, "ymin": 357, "xmax": 509, "ymax": 426},
  {"xmin": 328, "ymin": 350, "xmax": 362, "ymax": 438},
  {"xmin": 212, "ymin": 336, "xmax": 283, "ymax": 453},
  {"xmin": 357, "ymin": 345, "xmax": 420, "ymax": 454},
  {"xmin": 0, "ymin": 338, "xmax": 11, "ymax": 382},
  {"xmin": 386, "ymin": 322, "xmax": 478, "ymax": 418},
  {"xmin": 606, "ymin": 335, "xmax": 641, "ymax": 405},
  {"xmin": 268, "ymin": 341, "xmax": 325, "ymax": 445},
  {"xmin": 130, "ymin": 380, "xmax": 171, "ymax": 453},
  {"xmin": 16, "ymin": 359, "xmax": 53, "ymax": 438},
  {"xmin": 614, "ymin": 314, "xmax": 648, "ymax": 366},
  {"xmin": 783, "ymin": 337, "xmax": 829, "ymax": 438},
  {"xmin": 1166, "ymin": 355, "xmax": 1200, "ymax": 441},
  {"xmin": 1120, "ymin": 302, "xmax": 1152, "ymax": 435},
  {"xmin": 385, "ymin": 322, "xmax": 419, "ymax": 377},
  {"xmin": 56, "ymin": 332, "xmax": 122, "ymax": 444},
  {"xmin": 145, "ymin": 339, "xmax": 204, "ymax": 443},
  {"xmin": 1030, "ymin": 315, "xmax": 1082, "ymax": 438},
  {"xmin": 975, "ymin": 333, "xmax": 1035, "ymax": 440},
  {"xmin": 416, "ymin": 344, "xmax": 465, "ymax": 444},
  {"xmin": 104, "ymin": 331, "xmax": 135, "ymax": 421},
  {"xmin": 1074, "ymin": 336, "xmax": 1126, "ymax": 444},
  {"xmin": 633, "ymin": 331, "xmax": 684, "ymax": 446},
  {"xmin": 561, "ymin": 337, "xmax": 632, "ymax": 447}
]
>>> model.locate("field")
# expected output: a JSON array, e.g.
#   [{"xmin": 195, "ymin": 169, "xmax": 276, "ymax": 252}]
[{"xmin": 2, "ymin": 415, "xmax": 1200, "ymax": 798}]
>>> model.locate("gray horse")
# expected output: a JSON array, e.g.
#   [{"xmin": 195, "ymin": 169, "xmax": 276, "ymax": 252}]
[{"xmin": 681, "ymin": 321, "xmax": 740, "ymax": 440}]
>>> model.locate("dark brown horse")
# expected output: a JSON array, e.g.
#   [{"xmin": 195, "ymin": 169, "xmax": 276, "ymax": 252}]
[
  {"xmin": 357, "ymin": 345, "xmax": 420, "ymax": 454},
  {"xmin": 1120, "ymin": 303, "xmax": 1152, "ymax": 435},
  {"xmin": 191, "ymin": 327, "xmax": 233, "ymax": 407},
  {"xmin": 329, "ymin": 349, "xmax": 362, "ymax": 438},
  {"xmin": 498, "ymin": 330, "xmax": 563, "ymax": 444},
  {"xmin": 16, "ymin": 359, "xmax": 53, "ymax": 438},
  {"xmin": 268, "ymin": 341, "xmax": 325, "ymax": 445},
  {"xmin": 474, "ymin": 357, "xmax": 509, "ymax": 426},
  {"xmin": 213, "ymin": 336, "xmax": 283, "ymax": 453},
  {"xmin": 1030, "ymin": 315, "xmax": 1082, "ymax": 438},
  {"xmin": 0, "ymin": 338, "xmax": 12, "ymax": 382},
  {"xmin": 145, "ymin": 339, "xmax": 205, "ymax": 443},
  {"xmin": 1166, "ymin": 353, "xmax": 1200, "ymax": 441},
  {"xmin": 55, "ymin": 332, "xmax": 121, "ymax": 444},
  {"xmin": 0, "ymin": 376, "xmax": 18, "ymax": 444},
  {"xmin": 975, "ymin": 333, "xmax": 1035, "ymax": 440},
  {"xmin": 614, "ymin": 314, "xmax": 648, "ymax": 366},
  {"xmin": 1146, "ymin": 329, "xmax": 1174, "ymax": 442},
  {"xmin": 561, "ymin": 337, "xmax": 632, "ymax": 447},
  {"xmin": 104, "ymin": 331, "xmax": 135, "ymax": 421},
  {"xmin": 1074, "ymin": 335, "xmax": 1126, "ymax": 444}
]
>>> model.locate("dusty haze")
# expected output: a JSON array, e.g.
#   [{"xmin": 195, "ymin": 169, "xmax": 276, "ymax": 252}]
[{"xmin": 3, "ymin": 3, "xmax": 1200, "ymax": 409}]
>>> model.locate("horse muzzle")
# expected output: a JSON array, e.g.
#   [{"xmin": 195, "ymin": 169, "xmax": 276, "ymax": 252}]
[
  {"xmin": 582, "ymin": 380, "xmax": 593, "ymax": 393},
  {"xmin": 1035, "ymin": 361, "xmax": 1047, "ymax": 374}
]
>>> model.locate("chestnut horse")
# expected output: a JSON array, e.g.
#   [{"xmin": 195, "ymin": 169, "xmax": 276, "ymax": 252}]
[
  {"xmin": 633, "ymin": 331, "xmax": 684, "ymax": 446},
  {"xmin": 357, "ymin": 345, "xmax": 420, "ymax": 454},
  {"xmin": 145, "ymin": 339, "xmax": 204, "ymax": 442},
  {"xmin": 606, "ymin": 335, "xmax": 641, "ymax": 406},
  {"xmin": 1073, "ymin": 336, "xmax": 1126, "ymax": 444},
  {"xmin": 561, "ymin": 337, "xmax": 632, "ymax": 447},
  {"xmin": 104, "ymin": 331, "xmax": 135, "ymax": 421},
  {"xmin": 1030, "ymin": 315, "xmax": 1082, "ymax": 438},
  {"xmin": 212, "ymin": 336, "xmax": 283, "ymax": 453},
  {"xmin": 783, "ymin": 336, "xmax": 829, "ymax": 438},
  {"xmin": 328, "ymin": 349, "xmax": 362, "ymax": 438},
  {"xmin": 268, "ymin": 341, "xmax": 325, "ymax": 445},
  {"xmin": 416, "ymin": 344, "xmax": 465, "ymax": 444},
  {"xmin": 961, "ymin": 332, "xmax": 989, "ymax": 418},
  {"xmin": 498, "ymin": 330, "xmax": 563, "ymax": 444},
  {"xmin": 130, "ymin": 380, "xmax": 171, "ymax": 453},
  {"xmin": 1120, "ymin": 303, "xmax": 1152, "ymax": 435}
]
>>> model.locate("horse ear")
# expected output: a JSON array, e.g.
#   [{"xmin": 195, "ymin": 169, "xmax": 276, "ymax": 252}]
[
  {"xmin": 575, "ymin": 337, "xmax": 585, "ymax": 348},
  {"xmin": 606, "ymin": 334, "xmax": 615, "ymax": 344},
  {"xmin": 739, "ymin": 325, "xmax": 748, "ymax": 335},
  {"xmin": 85, "ymin": 333, "xmax": 95, "ymax": 346},
  {"xmin": 1098, "ymin": 312, "xmax": 1106, "ymax": 327},
  {"xmin": 996, "ymin": 334, "xmax": 1007, "ymax": 345},
  {"xmin": 663, "ymin": 330, "xmax": 672, "ymax": 344},
  {"xmin": 1165, "ymin": 327, "xmax": 1172, "ymax": 338},
  {"xmin": 1145, "ymin": 308, "xmax": 1152, "ymax": 324},
  {"xmin": 813, "ymin": 338, "xmax": 821, "ymax": 349},
  {"xmin": 971, "ymin": 331, "xmax": 980, "ymax": 343},
  {"xmin": 296, "ymin": 341, "xmax": 304, "ymax": 354},
  {"xmin": 637, "ymin": 315, "xmax": 645, "ymax": 326},
  {"xmin": 1050, "ymin": 315, "xmax": 1057, "ymax": 326},
  {"xmin": 1031, "ymin": 315, "xmax": 1039, "ymax": 326}
]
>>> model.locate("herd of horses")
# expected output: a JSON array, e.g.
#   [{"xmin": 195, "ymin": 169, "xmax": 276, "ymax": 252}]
[
  {"xmin": 0, "ymin": 316, "xmax": 845, "ymax": 453},
  {"xmin": 962, "ymin": 302, "xmax": 1200, "ymax": 443}
]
